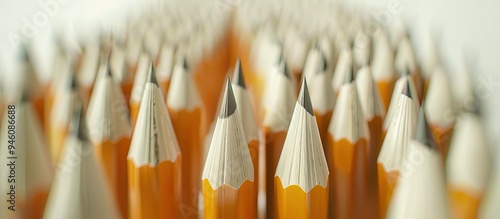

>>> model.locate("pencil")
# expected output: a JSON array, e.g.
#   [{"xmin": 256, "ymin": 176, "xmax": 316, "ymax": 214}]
[
  {"xmin": 306, "ymin": 51, "xmax": 335, "ymax": 166},
  {"xmin": 231, "ymin": 59, "xmax": 260, "ymax": 207},
  {"xmin": 421, "ymin": 34, "xmax": 440, "ymax": 97},
  {"xmin": 328, "ymin": 66, "xmax": 371, "ymax": 219},
  {"xmin": 19, "ymin": 45, "xmax": 45, "ymax": 129},
  {"xmin": 447, "ymin": 111, "xmax": 491, "ymax": 219},
  {"xmin": 352, "ymin": 30, "xmax": 370, "ymax": 72},
  {"xmin": 45, "ymin": 42, "xmax": 72, "ymax": 135},
  {"xmin": 127, "ymin": 64, "xmax": 181, "ymax": 219},
  {"xmin": 48, "ymin": 70, "xmax": 86, "ymax": 162},
  {"xmin": 0, "ymin": 94, "xmax": 53, "ymax": 219},
  {"xmin": 156, "ymin": 42, "xmax": 176, "ymax": 94},
  {"xmin": 371, "ymin": 29, "xmax": 396, "ymax": 111},
  {"xmin": 166, "ymin": 58, "xmax": 203, "ymax": 219},
  {"xmin": 129, "ymin": 52, "xmax": 152, "ymax": 125},
  {"xmin": 355, "ymin": 65, "xmax": 386, "ymax": 217},
  {"xmin": 43, "ymin": 102, "xmax": 121, "ymax": 219},
  {"xmin": 110, "ymin": 41, "xmax": 134, "ymax": 104},
  {"xmin": 331, "ymin": 48, "xmax": 352, "ymax": 95},
  {"xmin": 87, "ymin": 64, "xmax": 132, "ymax": 218},
  {"xmin": 386, "ymin": 105, "xmax": 451, "ymax": 219},
  {"xmin": 394, "ymin": 36, "xmax": 424, "ymax": 99},
  {"xmin": 78, "ymin": 40, "xmax": 100, "ymax": 100},
  {"xmin": 383, "ymin": 69, "xmax": 420, "ymax": 139},
  {"xmin": 275, "ymin": 79, "xmax": 329, "ymax": 219},
  {"xmin": 424, "ymin": 67, "xmax": 455, "ymax": 160},
  {"xmin": 202, "ymin": 78, "xmax": 256, "ymax": 219},
  {"xmin": 377, "ymin": 81, "xmax": 419, "ymax": 219},
  {"xmin": 262, "ymin": 58, "xmax": 295, "ymax": 219}
]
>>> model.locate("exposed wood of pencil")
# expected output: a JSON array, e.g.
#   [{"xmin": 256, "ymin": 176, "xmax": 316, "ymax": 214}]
[
  {"xmin": 262, "ymin": 61, "xmax": 295, "ymax": 219},
  {"xmin": 328, "ymin": 69, "xmax": 371, "ymax": 219},
  {"xmin": 156, "ymin": 42, "xmax": 176, "ymax": 94},
  {"xmin": 110, "ymin": 43, "xmax": 134, "ymax": 105},
  {"xmin": 87, "ymin": 67, "xmax": 132, "ymax": 218},
  {"xmin": 167, "ymin": 60, "xmax": 203, "ymax": 219},
  {"xmin": 202, "ymin": 78, "xmax": 256, "ymax": 219},
  {"xmin": 275, "ymin": 79, "xmax": 329, "ymax": 219},
  {"xmin": 127, "ymin": 67, "xmax": 181, "ymax": 219},
  {"xmin": 0, "ymin": 99, "xmax": 53, "ymax": 219},
  {"xmin": 447, "ymin": 112, "xmax": 491, "ymax": 219},
  {"xmin": 395, "ymin": 36, "xmax": 424, "ymax": 100},
  {"xmin": 377, "ymin": 84, "xmax": 418, "ymax": 219},
  {"xmin": 425, "ymin": 68, "xmax": 455, "ymax": 160}
]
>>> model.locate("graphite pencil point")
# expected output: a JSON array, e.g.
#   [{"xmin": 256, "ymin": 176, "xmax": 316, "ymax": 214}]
[
  {"xmin": 298, "ymin": 79, "xmax": 314, "ymax": 115},
  {"xmin": 220, "ymin": 77, "xmax": 237, "ymax": 118},
  {"xmin": 233, "ymin": 58, "xmax": 246, "ymax": 89}
]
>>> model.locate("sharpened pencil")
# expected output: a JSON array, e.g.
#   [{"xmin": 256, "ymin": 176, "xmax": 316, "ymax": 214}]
[
  {"xmin": 425, "ymin": 68, "xmax": 455, "ymax": 160},
  {"xmin": 394, "ymin": 36, "xmax": 424, "ymax": 100},
  {"xmin": 202, "ymin": 78, "xmax": 256, "ymax": 219},
  {"xmin": 371, "ymin": 29, "xmax": 397, "ymax": 111},
  {"xmin": 328, "ymin": 65, "xmax": 371, "ymax": 219},
  {"xmin": 127, "ymin": 64, "xmax": 181, "ymax": 219},
  {"xmin": 156, "ymin": 42, "xmax": 176, "ymax": 94},
  {"xmin": 167, "ymin": 57, "xmax": 203, "ymax": 219},
  {"xmin": 275, "ymin": 79, "xmax": 329, "ymax": 219},
  {"xmin": 87, "ymin": 64, "xmax": 132, "ymax": 218},
  {"xmin": 377, "ymin": 81, "xmax": 419, "ymax": 219},
  {"xmin": 262, "ymin": 58, "xmax": 295, "ymax": 219},
  {"xmin": 48, "ymin": 69, "xmax": 86, "ymax": 162},
  {"xmin": 44, "ymin": 102, "xmax": 121, "ymax": 219},
  {"xmin": 386, "ymin": 105, "xmax": 451, "ymax": 219},
  {"xmin": 19, "ymin": 45, "xmax": 45, "ymax": 129}
]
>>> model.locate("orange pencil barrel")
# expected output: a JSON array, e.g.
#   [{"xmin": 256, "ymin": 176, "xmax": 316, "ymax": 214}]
[
  {"xmin": 275, "ymin": 177, "xmax": 329, "ymax": 219},
  {"xmin": 263, "ymin": 128, "xmax": 287, "ymax": 219},
  {"xmin": 377, "ymin": 80, "xmax": 395, "ymax": 112},
  {"xmin": 169, "ymin": 108, "xmax": 202, "ymax": 218},
  {"xmin": 449, "ymin": 188, "xmax": 481, "ymax": 219},
  {"xmin": 202, "ymin": 180, "xmax": 257, "ymax": 219},
  {"xmin": 95, "ymin": 139, "xmax": 131, "ymax": 217},
  {"xmin": 377, "ymin": 164, "xmax": 399, "ymax": 219},
  {"xmin": 128, "ymin": 159, "xmax": 182, "ymax": 219}
]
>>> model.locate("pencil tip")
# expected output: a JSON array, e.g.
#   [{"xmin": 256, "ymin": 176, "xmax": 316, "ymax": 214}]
[
  {"xmin": 233, "ymin": 58, "xmax": 246, "ymax": 89},
  {"xmin": 298, "ymin": 79, "xmax": 314, "ymax": 115},
  {"xmin": 19, "ymin": 43, "xmax": 30, "ymax": 61},
  {"xmin": 220, "ymin": 77, "xmax": 237, "ymax": 118},
  {"xmin": 343, "ymin": 64, "xmax": 354, "ymax": 84},
  {"xmin": 321, "ymin": 52, "xmax": 328, "ymax": 72},
  {"xmin": 183, "ymin": 58, "xmax": 189, "ymax": 70},
  {"xmin": 415, "ymin": 103, "xmax": 437, "ymax": 150},
  {"xmin": 71, "ymin": 101, "xmax": 90, "ymax": 142},
  {"xmin": 402, "ymin": 79, "xmax": 412, "ymax": 98},
  {"xmin": 105, "ymin": 63, "xmax": 113, "ymax": 78},
  {"xmin": 70, "ymin": 73, "xmax": 78, "ymax": 90},
  {"xmin": 278, "ymin": 57, "xmax": 291, "ymax": 79},
  {"xmin": 147, "ymin": 62, "xmax": 158, "ymax": 86}
]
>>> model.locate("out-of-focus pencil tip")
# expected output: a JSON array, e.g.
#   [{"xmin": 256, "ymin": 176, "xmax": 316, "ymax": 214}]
[
  {"xmin": 183, "ymin": 58, "xmax": 189, "ymax": 71},
  {"xmin": 233, "ymin": 58, "xmax": 246, "ymax": 89},
  {"xmin": 220, "ymin": 77, "xmax": 237, "ymax": 118},
  {"xmin": 415, "ymin": 102, "xmax": 437, "ymax": 150},
  {"xmin": 298, "ymin": 79, "xmax": 314, "ymax": 115},
  {"xmin": 343, "ymin": 64, "xmax": 354, "ymax": 84}
]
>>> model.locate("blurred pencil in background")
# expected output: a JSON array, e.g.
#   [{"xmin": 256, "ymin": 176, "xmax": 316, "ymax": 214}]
[
  {"xmin": 167, "ymin": 58, "xmax": 203, "ymax": 219},
  {"xmin": 44, "ymin": 102, "xmax": 121, "ymax": 219},
  {"xmin": 262, "ymin": 58, "xmax": 295, "ymax": 219},
  {"xmin": 87, "ymin": 64, "xmax": 132, "ymax": 217},
  {"xmin": 328, "ymin": 66, "xmax": 371, "ymax": 219}
]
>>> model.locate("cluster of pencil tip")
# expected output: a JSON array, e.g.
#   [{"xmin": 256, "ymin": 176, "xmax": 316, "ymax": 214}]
[{"xmin": 0, "ymin": 0, "xmax": 498, "ymax": 219}]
